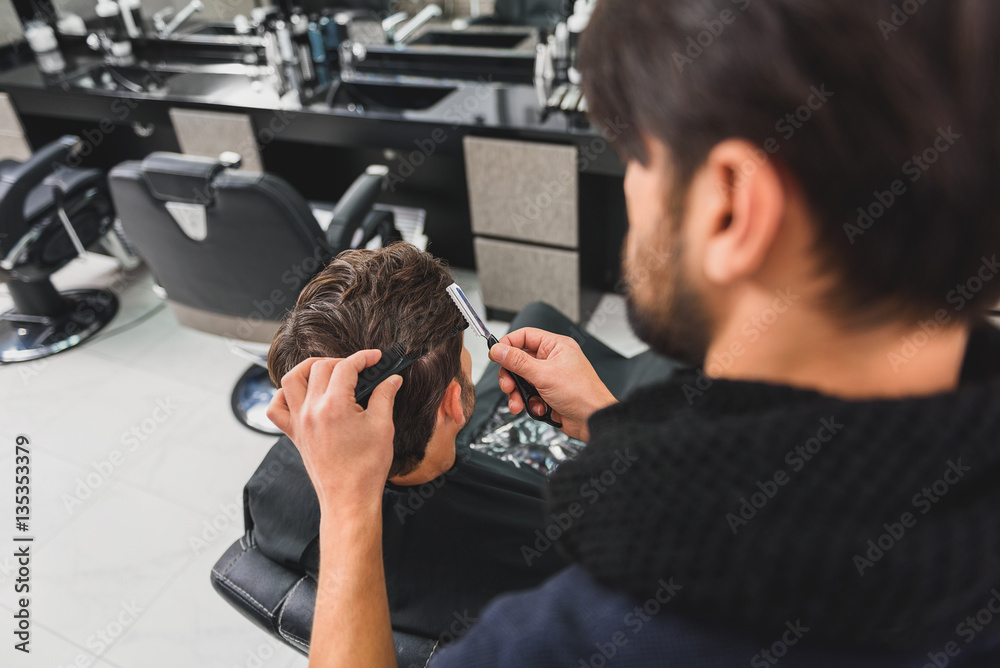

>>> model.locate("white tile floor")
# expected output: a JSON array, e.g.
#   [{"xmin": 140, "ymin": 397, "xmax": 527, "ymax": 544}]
[{"xmin": 0, "ymin": 252, "xmax": 645, "ymax": 668}]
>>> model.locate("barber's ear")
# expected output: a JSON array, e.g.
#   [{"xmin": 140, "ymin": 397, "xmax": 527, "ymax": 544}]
[
  {"xmin": 440, "ymin": 379, "xmax": 466, "ymax": 426},
  {"xmin": 699, "ymin": 140, "xmax": 786, "ymax": 286}
]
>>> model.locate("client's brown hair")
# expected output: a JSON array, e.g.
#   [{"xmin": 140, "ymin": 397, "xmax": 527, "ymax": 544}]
[{"xmin": 268, "ymin": 243, "xmax": 467, "ymax": 478}]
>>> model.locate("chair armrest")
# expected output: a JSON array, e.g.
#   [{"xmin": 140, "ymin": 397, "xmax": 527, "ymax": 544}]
[
  {"xmin": 326, "ymin": 165, "xmax": 388, "ymax": 250},
  {"xmin": 346, "ymin": 208, "xmax": 401, "ymax": 250},
  {"xmin": 0, "ymin": 136, "xmax": 82, "ymax": 252},
  {"xmin": 211, "ymin": 534, "xmax": 439, "ymax": 664},
  {"xmin": 2, "ymin": 135, "xmax": 81, "ymax": 195}
]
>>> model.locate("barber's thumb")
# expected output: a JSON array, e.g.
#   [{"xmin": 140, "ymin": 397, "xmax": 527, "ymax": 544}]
[
  {"xmin": 368, "ymin": 374, "xmax": 403, "ymax": 418},
  {"xmin": 491, "ymin": 344, "xmax": 536, "ymax": 378}
]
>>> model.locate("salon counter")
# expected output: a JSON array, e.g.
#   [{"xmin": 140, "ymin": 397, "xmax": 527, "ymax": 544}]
[
  {"xmin": 0, "ymin": 51, "xmax": 629, "ymax": 316},
  {"xmin": 0, "ymin": 55, "xmax": 623, "ymax": 176}
]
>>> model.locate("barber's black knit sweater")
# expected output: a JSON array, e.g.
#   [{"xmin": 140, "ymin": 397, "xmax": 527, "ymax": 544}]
[{"xmin": 547, "ymin": 324, "xmax": 1000, "ymax": 651}]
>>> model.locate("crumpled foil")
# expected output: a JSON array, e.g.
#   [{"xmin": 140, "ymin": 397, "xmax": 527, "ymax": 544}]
[{"xmin": 469, "ymin": 404, "xmax": 586, "ymax": 476}]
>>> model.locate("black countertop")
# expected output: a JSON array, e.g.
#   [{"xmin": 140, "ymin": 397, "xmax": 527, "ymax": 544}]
[{"xmin": 0, "ymin": 53, "xmax": 625, "ymax": 176}]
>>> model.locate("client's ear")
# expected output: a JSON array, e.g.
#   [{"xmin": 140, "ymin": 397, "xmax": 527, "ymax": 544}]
[{"xmin": 439, "ymin": 379, "xmax": 466, "ymax": 427}]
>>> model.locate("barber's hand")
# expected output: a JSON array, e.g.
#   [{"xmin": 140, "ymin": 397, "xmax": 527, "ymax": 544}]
[
  {"xmin": 489, "ymin": 328, "xmax": 617, "ymax": 442},
  {"xmin": 266, "ymin": 351, "xmax": 403, "ymax": 512}
]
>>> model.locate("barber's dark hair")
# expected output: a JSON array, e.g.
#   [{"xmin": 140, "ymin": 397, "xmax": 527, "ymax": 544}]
[
  {"xmin": 268, "ymin": 243, "xmax": 466, "ymax": 478},
  {"xmin": 581, "ymin": 0, "xmax": 1000, "ymax": 324}
]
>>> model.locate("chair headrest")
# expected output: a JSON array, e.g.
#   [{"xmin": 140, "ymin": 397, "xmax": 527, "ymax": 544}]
[{"xmin": 141, "ymin": 152, "xmax": 225, "ymax": 205}]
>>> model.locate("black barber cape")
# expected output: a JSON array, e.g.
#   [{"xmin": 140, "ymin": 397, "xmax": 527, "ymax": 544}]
[{"xmin": 243, "ymin": 436, "xmax": 567, "ymax": 639}]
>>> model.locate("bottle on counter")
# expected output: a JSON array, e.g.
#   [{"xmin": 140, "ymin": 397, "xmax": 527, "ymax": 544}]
[
  {"xmin": 290, "ymin": 12, "xmax": 317, "ymax": 91},
  {"xmin": 552, "ymin": 21, "xmax": 570, "ymax": 80},
  {"xmin": 566, "ymin": 0, "xmax": 594, "ymax": 85},
  {"xmin": 307, "ymin": 18, "xmax": 330, "ymax": 87},
  {"xmin": 93, "ymin": 0, "xmax": 135, "ymax": 64},
  {"xmin": 56, "ymin": 14, "xmax": 88, "ymax": 37},
  {"xmin": 24, "ymin": 22, "xmax": 66, "ymax": 74}
]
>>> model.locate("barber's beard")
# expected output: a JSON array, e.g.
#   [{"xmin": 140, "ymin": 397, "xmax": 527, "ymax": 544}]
[{"xmin": 624, "ymin": 234, "xmax": 712, "ymax": 368}]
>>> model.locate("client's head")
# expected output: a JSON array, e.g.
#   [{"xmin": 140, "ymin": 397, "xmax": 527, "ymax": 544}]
[{"xmin": 268, "ymin": 243, "xmax": 474, "ymax": 483}]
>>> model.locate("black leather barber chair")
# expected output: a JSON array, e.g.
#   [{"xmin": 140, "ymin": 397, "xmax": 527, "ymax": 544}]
[
  {"xmin": 108, "ymin": 152, "xmax": 400, "ymax": 434},
  {"xmin": 211, "ymin": 302, "xmax": 681, "ymax": 666},
  {"xmin": 213, "ymin": 533, "xmax": 439, "ymax": 664},
  {"xmin": 0, "ymin": 135, "xmax": 120, "ymax": 363}
]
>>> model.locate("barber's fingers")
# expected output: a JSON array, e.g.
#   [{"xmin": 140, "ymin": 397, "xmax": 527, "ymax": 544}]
[
  {"xmin": 490, "ymin": 342, "xmax": 543, "ymax": 382},
  {"xmin": 498, "ymin": 368, "xmax": 514, "ymax": 394},
  {"xmin": 497, "ymin": 327, "xmax": 556, "ymax": 355},
  {"xmin": 504, "ymin": 391, "xmax": 558, "ymax": 420},
  {"xmin": 526, "ymin": 396, "xmax": 549, "ymax": 417},
  {"xmin": 506, "ymin": 386, "xmax": 525, "ymax": 415},
  {"xmin": 305, "ymin": 358, "xmax": 337, "ymax": 397},
  {"xmin": 266, "ymin": 389, "xmax": 291, "ymax": 435},
  {"xmin": 328, "ymin": 349, "xmax": 383, "ymax": 404},
  {"xmin": 367, "ymin": 375, "xmax": 403, "ymax": 423},
  {"xmin": 281, "ymin": 358, "xmax": 325, "ymax": 412},
  {"xmin": 497, "ymin": 368, "xmax": 525, "ymax": 413}
]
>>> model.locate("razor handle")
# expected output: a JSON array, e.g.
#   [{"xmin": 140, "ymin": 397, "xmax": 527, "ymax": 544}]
[{"xmin": 488, "ymin": 335, "xmax": 563, "ymax": 429}]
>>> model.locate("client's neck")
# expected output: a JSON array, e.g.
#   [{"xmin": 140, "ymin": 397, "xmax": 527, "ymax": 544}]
[
  {"xmin": 389, "ymin": 466, "xmax": 444, "ymax": 487},
  {"xmin": 387, "ymin": 429, "xmax": 459, "ymax": 487},
  {"xmin": 706, "ymin": 301, "xmax": 971, "ymax": 400}
]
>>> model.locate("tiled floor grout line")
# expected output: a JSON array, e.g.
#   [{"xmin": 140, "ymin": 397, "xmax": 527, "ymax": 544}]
[
  {"xmin": 32, "ymin": 425, "xmax": 251, "ymax": 520},
  {"xmin": 89, "ymin": 552, "xmax": 204, "ymax": 668},
  {"xmin": 0, "ymin": 598, "xmax": 128, "ymax": 668},
  {"xmin": 78, "ymin": 343, "xmax": 247, "ymax": 398}
]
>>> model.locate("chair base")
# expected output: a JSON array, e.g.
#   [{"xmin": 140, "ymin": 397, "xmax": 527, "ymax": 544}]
[
  {"xmin": 0, "ymin": 289, "xmax": 118, "ymax": 363},
  {"xmin": 231, "ymin": 364, "xmax": 282, "ymax": 435}
]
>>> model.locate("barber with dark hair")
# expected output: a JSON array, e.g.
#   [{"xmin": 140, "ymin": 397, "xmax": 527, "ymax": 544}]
[{"xmin": 266, "ymin": 0, "xmax": 1000, "ymax": 666}]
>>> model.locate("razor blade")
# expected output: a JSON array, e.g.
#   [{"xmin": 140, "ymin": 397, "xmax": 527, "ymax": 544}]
[
  {"xmin": 446, "ymin": 282, "xmax": 562, "ymax": 429},
  {"xmin": 446, "ymin": 283, "xmax": 493, "ymax": 342}
]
